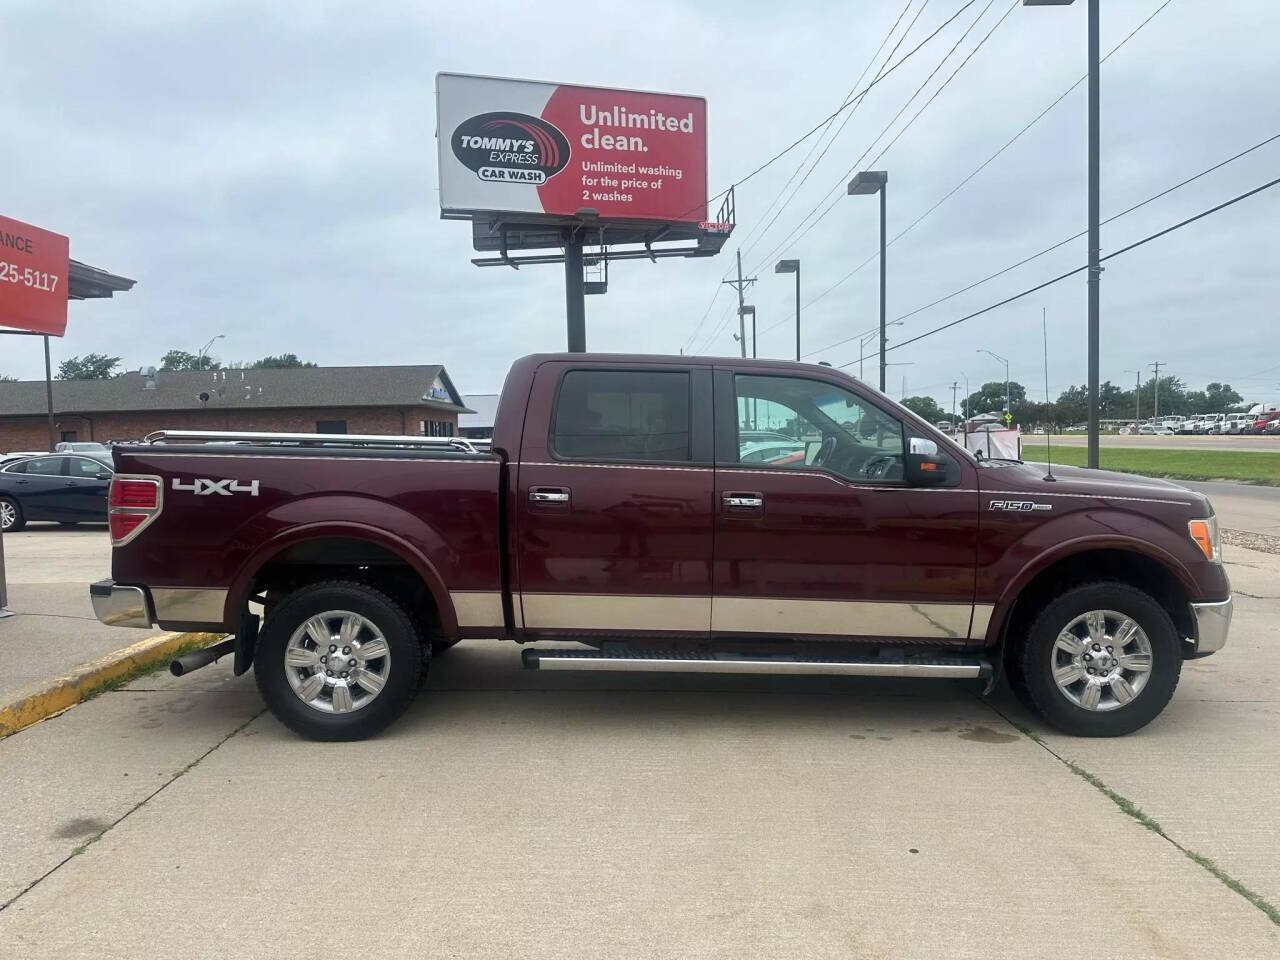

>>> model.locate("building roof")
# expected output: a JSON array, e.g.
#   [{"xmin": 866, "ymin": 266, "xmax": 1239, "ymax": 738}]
[
  {"xmin": 68, "ymin": 260, "xmax": 136, "ymax": 301},
  {"xmin": 459, "ymin": 393, "xmax": 500, "ymax": 430},
  {"xmin": 0, "ymin": 364, "xmax": 472, "ymax": 417}
]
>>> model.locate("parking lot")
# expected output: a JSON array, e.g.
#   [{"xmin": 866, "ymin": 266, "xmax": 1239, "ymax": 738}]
[{"xmin": 0, "ymin": 503, "xmax": 1277, "ymax": 957}]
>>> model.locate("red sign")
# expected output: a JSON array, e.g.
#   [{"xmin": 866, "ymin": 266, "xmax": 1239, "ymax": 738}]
[
  {"xmin": 438, "ymin": 74, "xmax": 708, "ymax": 225},
  {"xmin": 0, "ymin": 215, "xmax": 69, "ymax": 336}
]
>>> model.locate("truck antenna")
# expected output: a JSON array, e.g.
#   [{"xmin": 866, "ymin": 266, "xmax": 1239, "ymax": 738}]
[{"xmin": 1042, "ymin": 306, "xmax": 1057, "ymax": 482}]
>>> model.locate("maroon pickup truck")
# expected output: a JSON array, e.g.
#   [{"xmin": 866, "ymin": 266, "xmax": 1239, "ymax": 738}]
[{"xmin": 91, "ymin": 354, "xmax": 1232, "ymax": 740}]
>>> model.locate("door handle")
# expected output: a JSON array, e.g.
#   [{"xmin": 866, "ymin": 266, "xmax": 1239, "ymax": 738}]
[
  {"xmin": 722, "ymin": 495, "xmax": 763, "ymax": 508},
  {"xmin": 529, "ymin": 488, "xmax": 570, "ymax": 504}
]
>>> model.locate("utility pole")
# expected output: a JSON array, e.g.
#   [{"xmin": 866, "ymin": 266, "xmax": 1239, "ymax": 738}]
[
  {"xmin": 722, "ymin": 250, "xmax": 756, "ymax": 358},
  {"xmin": 1086, "ymin": 0, "xmax": 1101, "ymax": 468},
  {"xmin": 1149, "ymin": 361, "xmax": 1164, "ymax": 419},
  {"xmin": 951, "ymin": 381, "xmax": 959, "ymax": 426},
  {"xmin": 1134, "ymin": 370, "xmax": 1140, "ymax": 423}
]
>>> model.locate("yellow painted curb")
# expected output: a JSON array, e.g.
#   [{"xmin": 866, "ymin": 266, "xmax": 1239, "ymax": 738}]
[{"xmin": 0, "ymin": 631, "xmax": 226, "ymax": 740}]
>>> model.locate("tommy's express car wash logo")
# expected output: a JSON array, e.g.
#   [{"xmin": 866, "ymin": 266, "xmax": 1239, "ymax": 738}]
[{"xmin": 452, "ymin": 112, "xmax": 571, "ymax": 185}]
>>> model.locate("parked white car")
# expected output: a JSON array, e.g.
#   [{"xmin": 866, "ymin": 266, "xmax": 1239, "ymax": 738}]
[{"xmin": 1138, "ymin": 423, "xmax": 1174, "ymax": 436}]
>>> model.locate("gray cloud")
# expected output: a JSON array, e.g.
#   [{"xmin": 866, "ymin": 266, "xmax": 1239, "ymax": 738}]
[{"xmin": 2, "ymin": 0, "xmax": 1277, "ymax": 407}]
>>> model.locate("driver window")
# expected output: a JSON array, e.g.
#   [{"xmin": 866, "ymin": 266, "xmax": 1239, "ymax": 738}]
[{"xmin": 733, "ymin": 375, "xmax": 905, "ymax": 483}]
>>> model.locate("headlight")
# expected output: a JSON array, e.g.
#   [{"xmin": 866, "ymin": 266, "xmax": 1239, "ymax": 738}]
[{"xmin": 1188, "ymin": 516, "xmax": 1221, "ymax": 563}]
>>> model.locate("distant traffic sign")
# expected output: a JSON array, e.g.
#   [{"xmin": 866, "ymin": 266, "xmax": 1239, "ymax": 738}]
[{"xmin": 0, "ymin": 214, "xmax": 69, "ymax": 336}]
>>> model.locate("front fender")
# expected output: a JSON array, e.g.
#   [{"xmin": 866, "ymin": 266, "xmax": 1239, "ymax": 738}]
[{"xmin": 982, "ymin": 509, "xmax": 1204, "ymax": 646}]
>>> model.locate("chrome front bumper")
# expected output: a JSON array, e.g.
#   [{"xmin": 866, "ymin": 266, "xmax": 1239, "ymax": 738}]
[
  {"xmin": 1189, "ymin": 596, "xmax": 1233, "ymax": 655},
  {"xmin": 90, "ymin": 580, "xmax": 153, "ymax": 629}
]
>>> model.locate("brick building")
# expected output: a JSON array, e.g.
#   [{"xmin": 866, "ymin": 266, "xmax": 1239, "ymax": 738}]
[{"xmin": 0, "ymin": 364, "xmax": 470, "ymax": 452}]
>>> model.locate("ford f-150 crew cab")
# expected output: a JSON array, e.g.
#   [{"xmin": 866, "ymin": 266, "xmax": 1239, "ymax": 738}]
[{"xmin": 90, "ymin": 354, "xmax": 1232, "ymax": 740}]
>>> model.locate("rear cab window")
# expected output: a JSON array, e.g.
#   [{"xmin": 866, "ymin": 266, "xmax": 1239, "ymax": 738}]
[{"xmin": 551, "ymin": 369, "xmax": 691, "ymax": 463}]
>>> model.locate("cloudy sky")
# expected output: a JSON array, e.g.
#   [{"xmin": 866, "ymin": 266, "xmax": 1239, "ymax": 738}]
[{"xmin": 2, "ymin": 0, "xmax": 1277, "ymax": 410}]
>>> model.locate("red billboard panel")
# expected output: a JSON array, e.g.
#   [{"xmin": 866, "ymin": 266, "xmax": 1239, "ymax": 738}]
[
  {"xmin": 0, "ymin": 215, "xmax": 69, "ymax": 336},
  {"xmin": 437, "ymin": 73, "xmax": 708, "ymax": 225}
]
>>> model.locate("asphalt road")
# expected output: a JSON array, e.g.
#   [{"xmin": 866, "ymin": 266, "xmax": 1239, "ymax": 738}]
[
  {"xmin": 1179, "ymin": 480, "xmax": 1280, "ymax": 536},
  {"xmin": 1, "ymin": 546, "xmax": 1278, "ymax": 958},
  {"xmin": 1048, "ymin": 434, "xmax": 1280, "ymax": 452}
]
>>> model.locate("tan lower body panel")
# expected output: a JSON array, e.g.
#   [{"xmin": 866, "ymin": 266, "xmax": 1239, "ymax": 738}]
[
  {"xmin": 520, "ymin": 593, "xmax": 711, "ymax": 632},
  {"xmin": 517, "ymin": 592, "xmax": 992, "ymax": 641},
  {"xmin": 711, "ymin": 597, "xmax": 980, "ymax": 639},
  {"xmin": 151, "ymin": 587, "xmax": 228, "ymax": 624},
  {"xmin": 450, "ymin": 591, "xmax": 505, "ymax": 629}
]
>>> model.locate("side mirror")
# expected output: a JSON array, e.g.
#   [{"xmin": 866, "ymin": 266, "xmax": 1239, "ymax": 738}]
[{"xmin": 906, "ymin": 437, "xmax": 948, "ymax": 486}]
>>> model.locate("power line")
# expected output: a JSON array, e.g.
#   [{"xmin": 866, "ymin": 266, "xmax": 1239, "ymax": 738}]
[
  {"xmin": 680, "ymin": 0, "xmax": 980, "ymax": 353},
  {"xmin": 833, "ymin": 174, "xmax": 1280, "ymax": 368},
  {"xmin": 747, "ymin": 0, "xmax": 1000, "ymax": 278},
  {"xmin": 734, "ymin": 0, "xmax": 918, "ymax": 259},
  {"xmin": 805, "ymin": 128, "xmax": 1280, "ymax": 359},
  {"xmin": 755, "ymin": 0, "xmax": 1177, "ymax": 342}
]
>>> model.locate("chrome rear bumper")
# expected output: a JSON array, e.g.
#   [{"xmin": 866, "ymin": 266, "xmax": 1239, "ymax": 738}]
[
  {"xmin": 1189, "ymin": 596, "xmax": 1232, "ymax": 656},
  {"xmin": 90, "ymin": 580, "xmax": 152, "ymax": 629}
]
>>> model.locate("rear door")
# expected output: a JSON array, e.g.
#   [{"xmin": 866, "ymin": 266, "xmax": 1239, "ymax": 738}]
[
  {"xmin": 711, "ymin": 368, "xmax": 984, "ymax": 644},
  {"xmin": 514, "ymin": 361, "xmax": 715, "ymax": 640}
]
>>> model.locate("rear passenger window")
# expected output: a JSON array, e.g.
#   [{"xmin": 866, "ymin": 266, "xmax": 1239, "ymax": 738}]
[
  {"xmin": 552, "ymin": 370, "xmax": 691, "ymax": 462},
  {"xmin": 17, "ymin": 456, "xmax": 64, "ymax": 477}
]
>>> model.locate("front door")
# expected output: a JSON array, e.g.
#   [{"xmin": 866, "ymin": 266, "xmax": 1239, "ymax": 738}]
[
  {"xmin": 514, "ymin": 362, "xmax": 715, "ymax": 640},
  {"xmin": 63, "ymin": 456, "xmax": 112, "ymax": 521},
  {"xmin": 6, "ymin": 455, "xmax": 73, "ymax": 522},
  {"xmin": 711, "ymin": 369, "xmax": 983, "ymax": 644}
]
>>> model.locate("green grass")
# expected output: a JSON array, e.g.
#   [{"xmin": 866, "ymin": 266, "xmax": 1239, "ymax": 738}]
[{"xmin": 1025, "ymin": 445, "xmax": 1280, "ymax": 486}]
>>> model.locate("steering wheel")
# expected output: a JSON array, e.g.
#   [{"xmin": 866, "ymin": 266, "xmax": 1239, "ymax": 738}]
[
  {"xmin": 861, "ymin": 455, "xmax": 896, "ymax": 480},
  {"xmin": 812, "ymin": 435, "xmax": 837, "ymax": 467}
]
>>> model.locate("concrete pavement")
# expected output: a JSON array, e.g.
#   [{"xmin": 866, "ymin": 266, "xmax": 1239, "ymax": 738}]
[
  {"xmin": 0, "ymin": 525, "xmax": 159, "ymax": 700},
  {"xmin": 1, "ymin": 547, "xmax": 1277, "ymax": 958},
  {"xmin": 1180, "ymin": 479, "xmax": 1280, "ymax": 537}
]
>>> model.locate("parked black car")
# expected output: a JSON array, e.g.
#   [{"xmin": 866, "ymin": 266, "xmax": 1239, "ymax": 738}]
[{"xmin": 0, "ymin": 453, "xmax": 114, "ymax": 531}]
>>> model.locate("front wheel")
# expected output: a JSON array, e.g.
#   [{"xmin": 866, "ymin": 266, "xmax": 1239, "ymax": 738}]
[
  {"xmin": 1020, "ymin": 582, "xmax": 1182, "ymax": 737},
  {"xmin": 254, "ymin": 581, "xmax": 424, "ymax": 741}
]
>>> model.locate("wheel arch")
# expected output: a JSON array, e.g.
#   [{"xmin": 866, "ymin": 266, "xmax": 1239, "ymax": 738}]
[
  {"xmin": 225, "ymin": 521, "xmax": 458, "ymax": 637},
  {"xmin": 991, "ymin": 541, "xmax": 1197, "ymax": 681}
]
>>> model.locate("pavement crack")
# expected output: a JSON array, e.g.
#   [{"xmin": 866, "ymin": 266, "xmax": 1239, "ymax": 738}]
[
  {"xmin": 978, "ymin": 695, "xmax": 1280, "ymax": 927},
  {"xmin": 0, "ymin": 707, "xmax": 265, "ymax": 914}
]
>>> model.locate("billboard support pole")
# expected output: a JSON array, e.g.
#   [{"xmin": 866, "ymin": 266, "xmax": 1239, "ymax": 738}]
[
  {"xmin": 43, "ymin": 335, "xmax": 56, "ymax": 451},
  {"xmin": 564, "ymin": 229, "xmax": 586, "ymax": 352}
]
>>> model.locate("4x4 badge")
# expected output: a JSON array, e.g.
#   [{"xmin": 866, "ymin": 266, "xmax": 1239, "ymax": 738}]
[
  {"xmin": 988, "ymin": 500, "xmax": 1051, "ymax": 512},
  {"xmin": 172, "ymin": 477, "xmax": 259, "ymax": 497}
]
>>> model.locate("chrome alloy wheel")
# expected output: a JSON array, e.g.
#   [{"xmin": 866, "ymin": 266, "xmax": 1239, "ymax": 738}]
[
  {"xmin": 0, "ymin": 500, "xmax": 15, "ymax": 530},
  {"xmin": 283, "ymin": 610, "xmax": 391, "ymax": 714},
  {"xmin": 1051, "ymin": 609, "xmax": 1153, "ymax": 712}
]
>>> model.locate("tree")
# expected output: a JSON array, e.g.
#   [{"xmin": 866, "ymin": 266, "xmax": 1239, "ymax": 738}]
[
  {"xmin": 965, "ymin": 380, "xmax": 1026, "ymax": 416},
  {"xmin": 901, "ymin": 395, "xmax": 945, "ymax": 423},
  {"xmin": 56, "ymin": 353, "xmax": 121, "ymax": 380},
  {"xmin": 0, "ymin": 374, "xmax": 16, "ymax": 383},
  {"xmin": 160, "ymin": 349, "xmax": 221, "ymax": 372},
  {"xmin": 250, "ymin": 353, "xmax": 316, "ymax": 369}
]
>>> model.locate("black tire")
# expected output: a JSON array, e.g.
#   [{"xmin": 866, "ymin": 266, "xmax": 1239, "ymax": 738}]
[
  {"xmin": 254, "ymin": 580, "xmax": 423, "ymax": 741},
  {"xmin": 1020, "ymin": 581, "xmax": 1182, "ymax": 737},
  {"xmin": 0, "ymin": 496, "xmax": 24, "ymax": 532}
]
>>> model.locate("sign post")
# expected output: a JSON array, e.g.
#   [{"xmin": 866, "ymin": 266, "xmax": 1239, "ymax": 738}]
[{"xmin": 0, "ymin": 214, "xmax": 71, "ymax": 617}]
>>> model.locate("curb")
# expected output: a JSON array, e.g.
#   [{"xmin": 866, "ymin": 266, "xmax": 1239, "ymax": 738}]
[{"xmin": 0, "ymin": 631, "xmax": 226, "ymax": 740}]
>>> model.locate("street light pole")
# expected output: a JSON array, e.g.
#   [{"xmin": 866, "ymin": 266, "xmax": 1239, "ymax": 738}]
[
  {"xmin": 196, "ymin": 333, "xmax": 225, "ymax": 371},
  {"xmin": 978, "ymin": 348, "xmax": 1011, "ymax": 418},
  {"xmin": 774, "ymin": 260, "xmax": 801, "ymax": 361},
  {"xmin": 1025, "ymin": 0, "xmax": 1098, "ymax": 465},
  {"xmin": 848, "ymin": 170, "xmax": 889, "ymax": 391}
]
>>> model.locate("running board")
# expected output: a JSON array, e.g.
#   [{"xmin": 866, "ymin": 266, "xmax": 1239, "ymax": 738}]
[{"xmin": 521, "ymin": 648, "xmax": 990, "ymax": 679}]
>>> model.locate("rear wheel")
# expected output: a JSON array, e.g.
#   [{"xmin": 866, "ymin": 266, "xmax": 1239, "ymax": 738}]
[
  {"xmin": 0, "ymin": 497, "xmax": 23, "ymax": 532},
  {"xmin": 1020, "ymin": 582, "xmax": 1181, "ymax": 737},
  {"xmin": 254, "ymin": 581, "xmax": 423, "ymax": 741}
]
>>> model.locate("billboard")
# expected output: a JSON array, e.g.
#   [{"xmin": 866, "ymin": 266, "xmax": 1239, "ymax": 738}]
[
  {"xmin": 0, "ymin": 214, "xmax": 69, "ymax": 336},
  {"xmin": 437, "ymin": 73, "xmax": 707, "ymax": 226}
]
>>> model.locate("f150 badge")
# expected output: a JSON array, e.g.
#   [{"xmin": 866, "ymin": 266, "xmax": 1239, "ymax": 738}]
[
  {"xmin": 989, "ymin": 499, "xmax": 1051, "ymax": 512},
  {"xmin": 172, "ymin": 477, "xmax": 259, "ymax": 497}
]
